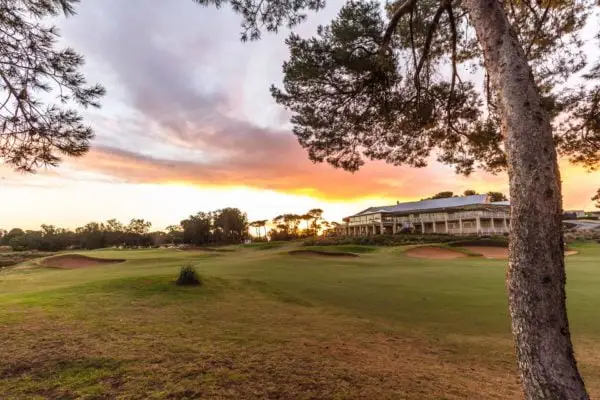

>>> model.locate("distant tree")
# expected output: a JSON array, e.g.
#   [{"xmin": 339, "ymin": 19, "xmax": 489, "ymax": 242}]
[
  {"xmin": 104, "ymin": 219, "xmax": 125, "ymax": 246},
  {"xmin": 423, "ymin": 192, "xmax": 455, "ymax": 200},
  {"xmin": 300, "ymin": 214, "xmax": 313, "ymax": 235},
  {"xmin": 181, "ymin": 212, "xmax": 212, "ymax": 245},
  {"xmin": 257, "ymin": 220, "xmax": 268, "ymax": 239},
  {"xmin": 214, "ymin": 208, "xmax": 248, "ymax": 243},
  {"xmin": 249, "ymin": 221, "xmax": 260, "ymax": 238},
  {"xmin": 75, "ymin": 222, "xmax": 106, "ymax": 249},
  {"xmin": 463, "ymin": 190, "xmax": 478, "ymax": 196},
  {"xmin": 1, "ymin": 228, "xmax": 24, "ymax": 245},
  {"xmin": 148, "ymin": 231, "xmax": 168, "ymax": 247},
  {"xmin": 487, "ymin": 192, "xmax": 508, "ymax": 203},
  {"xmin": 593, "ymin": 189, "xmax": 600, "ymax": 209},
  {"xmin": 165, "ymin": 225, "xmax": 184, "ymax": 245},
  {"xmin": 0, "ymin": 0, "xmax": 105, "ymax": 172},
  {"xmin": 307, "ymin": 208, "xmax": 323, "ymax": 234},
  {"xmin": 127, "ymin": 219, "xmax": 152, "ymax": 235},
  {"xmin": 9, "ymin": 231, "xmax": 42, "ymax": 251}
]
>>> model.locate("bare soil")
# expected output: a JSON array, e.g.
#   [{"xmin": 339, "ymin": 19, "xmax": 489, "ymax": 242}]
[
  {"xmin": 404, "ymin": 247, "xmax": 467, "ymax": 260},
  {"xmin": 40, "ymin": 254, "xmax": 125, "ymax": 269}
]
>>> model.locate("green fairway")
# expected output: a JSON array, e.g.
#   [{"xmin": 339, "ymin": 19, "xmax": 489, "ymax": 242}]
[{"xmin": 1, "ymin": 242, "xmax": 600, "ymax": 399}]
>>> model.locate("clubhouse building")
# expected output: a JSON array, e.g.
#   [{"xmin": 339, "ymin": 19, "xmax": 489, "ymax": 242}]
[{"xmin": 340, "ymin": 195, "xmax": 510, "ymax": 236}]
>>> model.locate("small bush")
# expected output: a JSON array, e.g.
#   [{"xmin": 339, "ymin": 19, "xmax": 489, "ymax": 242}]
[{"xmin": 176, "ymin": 265, "xmax": 202, "ymax": 286}]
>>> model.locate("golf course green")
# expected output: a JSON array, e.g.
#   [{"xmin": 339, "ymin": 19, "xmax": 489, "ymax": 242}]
[{"xmin": 1, "ymin": 242, "xmax": 599, "ymax": 399}]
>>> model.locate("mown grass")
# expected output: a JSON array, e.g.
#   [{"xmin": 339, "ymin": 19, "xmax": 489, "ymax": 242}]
[{"xmin": 1, "ymin": 242, "xmax": 600, "ymax": 398}]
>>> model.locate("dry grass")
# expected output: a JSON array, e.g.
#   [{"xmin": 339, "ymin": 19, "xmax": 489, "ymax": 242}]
[{"xmin": 0, "ymin": 276, "xmax": 526, "ymax": 399}]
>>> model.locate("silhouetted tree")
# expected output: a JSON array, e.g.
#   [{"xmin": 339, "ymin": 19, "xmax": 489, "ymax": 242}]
[
  {"xmin": 0, "ymin": 0, "xmax": 105, "ymax": 171},
  {"xmin": 214, "ymin": 208, "xmax": 248, "ymax": 243},
  {"xmin": 307, "ymin": 208, "xmax": 323, "ymax": 234},
  {"xmin": 593, "ymin": 189, "xmax": 600, "ymax": 209},
  {"xmin": 1, "ymin": 228, "xmax": 24, "ymax": 245},
  {"xmin": 165, "ymin": 225, "xmax": 184, "ymax": 245},
  {"xmin": 463, "ymin": 190, "xmax": 477, "ymax": 196}
]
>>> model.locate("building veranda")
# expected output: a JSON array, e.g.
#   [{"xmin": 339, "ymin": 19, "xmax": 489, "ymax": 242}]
[{"xmin": 340, "ymin": 195, "xmax": 510, "ymax": 236}]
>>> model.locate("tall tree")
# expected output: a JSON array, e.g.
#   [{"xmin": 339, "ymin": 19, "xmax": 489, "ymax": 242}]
[
  {"xmin": 307, "ymin": 208, "xmax": 323, "ymax": 234},
  {"xmin": 463, "ymin": 189, "xmax": 477, "ymax": 196},
  {"xmin": 0, "ymin": 0, "xmax": 105, "ymax": 171},
  {"xmin": 300, "ymin": 213, "xmax": 313, "ymax": 235},
  {"xmin": 593, "ymin": 189, "xmax": 600, "ymax": 209},
  {"xmin": 197, "ymin": 0, "xmax": 600, "ymax": 397},
  {"xmin": 214, "ymin": 208, "xmax": 248, "ymax": 243}
]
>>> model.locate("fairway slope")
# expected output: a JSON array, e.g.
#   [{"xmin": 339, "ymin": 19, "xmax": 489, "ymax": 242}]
[
  {"xmin": 40, "ymin": 254, "xmax": 125, "ymax": 269},
  {"xmin": 404, "ymin": 246, "xmax": 467, "ymax": 259}
]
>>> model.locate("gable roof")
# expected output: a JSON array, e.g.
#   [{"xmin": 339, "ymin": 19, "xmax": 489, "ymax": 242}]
[{"xmin": 352, "ymin": 195, "xmax": 491, "ymax": 217}]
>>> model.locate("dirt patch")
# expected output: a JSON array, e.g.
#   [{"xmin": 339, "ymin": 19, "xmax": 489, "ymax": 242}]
[
  {"xmin": 565, "ymin": 250, "xmax": 579, "ymax": 256},
  {"xmin": 288, "ymin": 250, "xmax": 359, "ymax": 258},
  {"xmin": 404, "ymin": 246, "xmax": 467, "ymax": 260},
  {"xmin": 40, "ymin": 255, "xmax": 125, "ymax": 269}
]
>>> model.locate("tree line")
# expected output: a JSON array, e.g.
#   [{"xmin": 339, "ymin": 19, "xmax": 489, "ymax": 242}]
[{"xmin": 0, "ymin": 207, "xmax": 339, "ymax": 252}]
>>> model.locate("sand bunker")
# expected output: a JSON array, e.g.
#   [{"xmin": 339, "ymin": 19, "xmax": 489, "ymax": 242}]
[
  {"xmin": 463, "ymin": 246, "xmax": 578, "ymax": 259},
  {"xmin": 40, "ymin": 254, "xmax": 125, "ymax": 269},
  {"xmin": 405, "ymin": 246, "xmax": 467, "ymax": 259},
  {"xmin": 462, "ymin": 246, "xmax": 508, "ymax": 259},
  {"xmin": 288, "ymin": 250, "xmax": 359, "ymax": 258}
]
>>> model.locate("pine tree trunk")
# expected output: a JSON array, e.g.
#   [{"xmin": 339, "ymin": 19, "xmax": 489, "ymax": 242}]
[{"xmin": 463, "ymin": 0, "xmax": 589, "ymax": 398}]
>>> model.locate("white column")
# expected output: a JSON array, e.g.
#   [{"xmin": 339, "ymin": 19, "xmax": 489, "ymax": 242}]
[
  {"xmin": 380, "ymin": 221, "xmax": 384, "ymax": 235},
  {"xmin": 445, "ymin": 215, "xmax": 449, "ymax": 233},
  {"xmin": 392, "ymin": 217, "xmax": 397, "ymax": 234},
  {"xmin": 421, "ymin": 221, "xmax": 425, "ymax": 234},
  {"xmin": 491, "ymin": 218, "xmax": 495, "ymax": 234},
  {"xmin": 432, "ymin": 221, "xmax": 436, "ymax": 233},
  {"xmin": 503, "ymin": 218, "xmax": 508, "ymax": 232},
  {"xmin": 459, "ymin": 219, "xmax": 463, "ymax": 235},
  {"xmin": 476, "ymin": 216, "xmax": 481, "ymax": 235}
]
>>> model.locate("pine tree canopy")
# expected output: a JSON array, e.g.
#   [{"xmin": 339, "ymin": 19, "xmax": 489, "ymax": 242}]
[
  {"xmin": 0, "ymin": 0, "xmax": 105, "ymax": 172},
  {"xmin": 196, "ymin": 0, "xmax": 600, "ymax": 175}
]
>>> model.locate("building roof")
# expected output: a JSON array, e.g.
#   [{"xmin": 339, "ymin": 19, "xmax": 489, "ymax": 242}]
[{"xmin": 352, "ymin": 194, "xmax": 505, "ymax": 217}]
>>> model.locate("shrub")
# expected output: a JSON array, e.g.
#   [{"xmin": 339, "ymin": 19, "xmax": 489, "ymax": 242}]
[{"xmin": 176, "ymin": 265, "xmax": 202, "ymax": 286}]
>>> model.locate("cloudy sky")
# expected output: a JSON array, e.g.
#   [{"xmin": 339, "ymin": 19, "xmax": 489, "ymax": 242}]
[{"xmin": 1, "ymin": 0, "xmax": 599, "ymax": 230}]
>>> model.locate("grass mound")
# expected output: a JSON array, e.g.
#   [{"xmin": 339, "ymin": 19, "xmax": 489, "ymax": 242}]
[
  {"xmin": 176, "ymin": 265, "xmax": 202, "ymax": 286},
  {"xmin": 288, "ymin": 249, "xmax": 359, "ymax": 258},
  {"xmin": 302, "ymin": 245, "xmax": 377, "ymax": 254},
  {"xmin": 0, "ymin": 250, "xmax": 55, "ymax": 268},
  {"xmin": 243, "ymin": 241, "xmax": 286, "ymax": 250},
  {"xmin": 40, "ymin": 254, "xmax": 125, "ymax": 269}
]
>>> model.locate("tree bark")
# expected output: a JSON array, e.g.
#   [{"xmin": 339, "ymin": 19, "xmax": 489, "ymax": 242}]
[{"xmin": 463, "ymin": 0, "xmax": 589, "ymax": 398}]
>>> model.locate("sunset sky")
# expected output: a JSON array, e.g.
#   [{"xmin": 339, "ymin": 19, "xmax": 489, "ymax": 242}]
[{"xmin": 1, "ymin": 0, "xmax": 599, "ymax": 231}]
